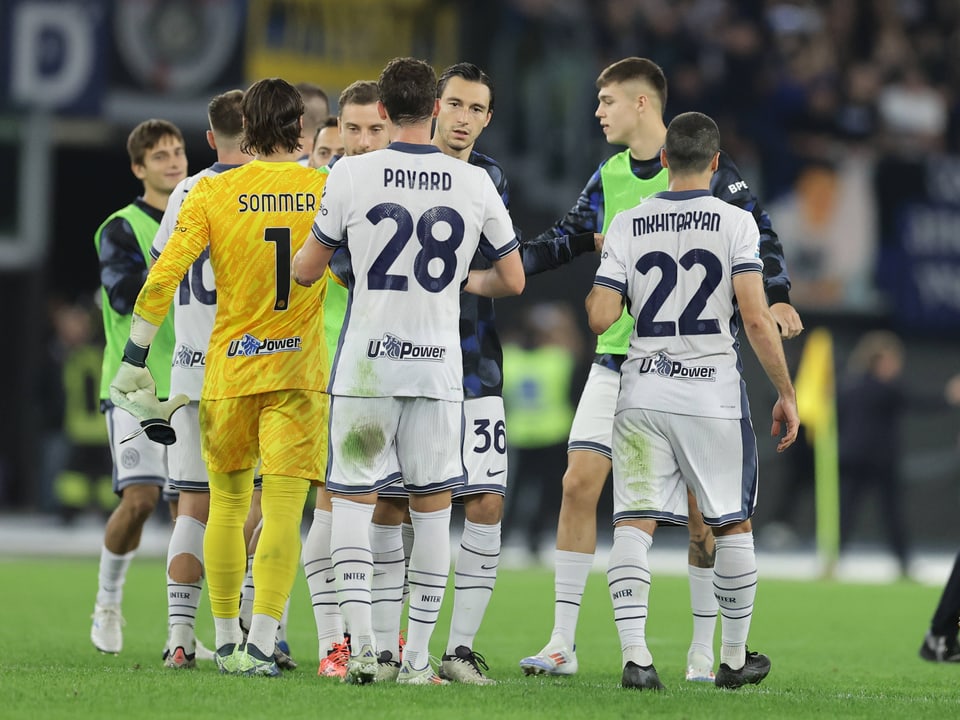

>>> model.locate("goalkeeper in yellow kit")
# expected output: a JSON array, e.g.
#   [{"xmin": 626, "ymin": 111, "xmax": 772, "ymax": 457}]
[{"xmin": 110, "ymin": 77, "xmax": 329, "ymax": 676}]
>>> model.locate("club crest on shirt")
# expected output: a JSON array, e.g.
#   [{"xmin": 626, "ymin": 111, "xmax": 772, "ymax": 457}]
[
  {"xmin": 226, "ymin": 333, "xmax": 302, "ymax": 357},
  {"xmin": 366, "ymin": 333, "xmax": 446, "ymax": 361},
  {"xmin": 638, "ymin": 352, "xmax": 717, "ymax": 381}
]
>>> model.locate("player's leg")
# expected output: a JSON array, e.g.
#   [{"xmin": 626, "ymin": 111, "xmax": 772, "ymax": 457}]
[
  {"xmin": 607, "ymin": 408, "xmax": 683, "ymax": 692},
  {"xmin": 396, "ymin": 397, "xmax": 463, "ymax": 685},
  {"xmin": 520, "ymin": 364, "xmax": 617, "ymax": 675},
  {"xmin": 92, "ymin": 407, "xmax": 164, "ymax": 654},
  {"xmin": 303, "ymin": 484, "xmax": 348, "ymax": 678},
  {"xmin": 238, "ymin": 470, "xmax": 263, "ymax": 634},
  {"xmin": 685, "ymin": 491, "xmax": 718, "ymax": 682},
  {"xmin": 199, "ymin": 396, "xmax": 259, "ymax": 673},
  {"xmin": 920, "ymin": 550, "xmax": 960, "ymax": 662},
  {"xmin": 370, "ymin": 492, "xmax": 408, "ymax": 681},
  {"xmin": 441, "ymin": 395, "xmax": 506, "ymax": 685},
  {"xmin": 678, "ymin": 415, "xmax": 768, "ymax": 689},
  {"xmin": 163, "ymin": 402, "xmax": 210, "ymax": 669},
  {"xmin": 326, "ymin": 395, "xmax": 401, "ymax": 684}
]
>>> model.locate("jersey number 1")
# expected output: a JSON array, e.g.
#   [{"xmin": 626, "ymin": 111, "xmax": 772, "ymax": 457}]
[{"xmin": 264, "ymin": 227, "xmax": 291, "ymax": 311}]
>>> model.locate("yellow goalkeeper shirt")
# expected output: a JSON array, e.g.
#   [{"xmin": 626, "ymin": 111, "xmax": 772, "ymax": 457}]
[{"xmin": 135, "ymin": 160, "xmax": 328, "ymax": 399}]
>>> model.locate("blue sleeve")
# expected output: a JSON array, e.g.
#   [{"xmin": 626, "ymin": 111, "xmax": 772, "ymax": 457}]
[
  {"xmin": 98, "ymin": 217, "xmax": 147, "ymax": 315},
  {"xmin": 522, "ymin": 166, "xmax": 603, "ymax": 276},
  {"xmin": 711, "ymin": 151, "xmax": 792, "ymax": 305}
]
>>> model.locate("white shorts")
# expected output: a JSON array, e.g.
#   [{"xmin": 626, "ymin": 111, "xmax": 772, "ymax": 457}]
[
  {"xmin": 105, "ymin": 406, "xmax": 169, "ymax": 496},
  {"xmin": 567, "ymin": 363, "xmax": 619, "ymax": 458},
  {"xmin": 168, "ymin": 403, "xmax": 208, "ymax": 492},
  {"xmin": 326, "ymin": 396, "xmax": 465, "ymax": 496},
  {"xmin": 611, "ymin": 408, "xmax": 758, "ymax": 526}
]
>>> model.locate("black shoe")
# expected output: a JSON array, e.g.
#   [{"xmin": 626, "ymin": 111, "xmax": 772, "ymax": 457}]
[
  {"xmin": 274, "ymin": 639, "xmax": 297, "ymax": 670},
  {"xmin": 715, "ymin": 649, "xmax": 771, "ymax": 689},
  {"xmin": 919, "ymin": 631, "xmax": 960, "ymax": 662},
  {"xmin": 621, "ymin": 661, "xmax": 664, "ymax": 690}
]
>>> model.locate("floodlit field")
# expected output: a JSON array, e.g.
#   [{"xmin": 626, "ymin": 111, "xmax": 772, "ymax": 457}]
[{"xmin": 1, "ymin": 557, "xmax": 957, "ymax": 719}]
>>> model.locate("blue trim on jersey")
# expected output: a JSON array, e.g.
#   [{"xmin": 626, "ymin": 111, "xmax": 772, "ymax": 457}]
[
  {"xmin": 567, "ymin": 440, "xmax": 611, "ymax": 458},
  {"xmin": 613, "ymin": 509, "xmax": 688, "ymax": 526},
  {"xmin": 312, "ymin": 224, "xmax": 341, "ymax": 248},
  {"xmin": 387, "ymin": 142, "xmax": 442, "ymax": 155},
  {"xmin": 739, "ymin": 414, "xmax": 758, "ymax": 515},
  {"xmin": 732, "ymin": 262, "xmax": 763, "ymax": 275},
  {"xmin": 377, "ymin": 479, "xmax": 408, "ymax": 498},
  {"xmin": 592, "ymin": 353, "xmax": 626, "ymax": 372},
  {"xmin": 405, "ymin": 474, "xmax": 465, "ymax": 495},
  {"xmin": 209, "ymin": 162, "xmax": 242, "ymax": 174},
  {"xmin": 594, "ymin": 275, "xmax": 626, "ymax": 294},
  {"xmin": 654, "ymin": 189, "xmax": 712, "ymax": 200},
  {"xmin": 478, "ymin": 235, "xmax": 519, "ymax": 262}
]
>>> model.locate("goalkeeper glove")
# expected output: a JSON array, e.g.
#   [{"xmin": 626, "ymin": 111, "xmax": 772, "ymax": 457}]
[{"xmin": 109, "ymin": 339, "xmax": 189, "ymax": 445}]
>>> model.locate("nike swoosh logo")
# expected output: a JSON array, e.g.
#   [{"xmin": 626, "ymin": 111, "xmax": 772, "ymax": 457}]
[
  {"xmin": 325, "ymin": 577, "xmax": 336, "ymax": 584},
  {"xmin": 486, "ymin": 469, "xmax": 506, "ymax": 478},
  {"xmin": 481, "ymin": 563, "xmax": 498, "ymax": 570}
]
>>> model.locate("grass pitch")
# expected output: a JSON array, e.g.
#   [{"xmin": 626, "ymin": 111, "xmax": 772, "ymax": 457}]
[{"xmin": 2, "ymin": 556, "xmax": 958, "ymax": 719}]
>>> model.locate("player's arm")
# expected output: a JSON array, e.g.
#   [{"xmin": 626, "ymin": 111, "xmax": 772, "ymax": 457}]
[
  {"xmin": 464, "ymin": 248, "xmax": 525, "ymax": 297},
  {"xmin": 714, "ymin": 151, "xmax": 803, "ymax": 339},
  {"xmin": 734, "ymin": 269, "xmax": 799, "ymax": 452},
  {"xmin": 585, "ymin": 216, "xmax": 628, "ymax": 334},
  {"xmin": 292, "ymin": 236, "xmax": 335, "ymax": 287},
  {"xmin": 522, "ymin": 166, "xmax": 604, "ymax": 275},
  {"xmin": 98, "ymin": 218, "xmax": 149, "ymax": 315},
  {"xmin": 295, "ymin": 163, "xmax": 343, "ymax": 286},
  {"xmin": 586, "ymin": 286, "xmax": 623, "ymax": 335}
]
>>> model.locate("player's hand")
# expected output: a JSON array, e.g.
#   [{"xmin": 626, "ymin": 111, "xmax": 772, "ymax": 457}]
[
  {"xmin": 771, "ymin": 394, "xmax": 799, "ymax": 452},
  {"xmin": 770, "ymin": 303, "xmax": 803, "ymax": 339},
  {"xmin": 110, "ymin": 363, "xmax": 188, "ymax": 445},
  {"xmin": 110, "ymin": 361, "xmax": 156, "ymax": 398},
  {"xmin": 594, "ymin": 233, "xmax": 604, "ymax": 252}
]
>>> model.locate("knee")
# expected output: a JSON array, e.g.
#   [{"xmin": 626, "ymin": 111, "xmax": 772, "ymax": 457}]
[
  {"xmin": 465, "ymin": 494, "xmax": 504, "ymax": 525},
  {"xmin": 168, "ymin": 553, "xmax": 203, "ymax": 583},
  {"xmin": 561, "ymin": 466, "xmax": 601, "ymax": 505},
  {"xmin": 121, "ymin": 489, "xmax": 159, "ymax": 523}
]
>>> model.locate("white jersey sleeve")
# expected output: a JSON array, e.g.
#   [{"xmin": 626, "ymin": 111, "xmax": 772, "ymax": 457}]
[
  {"xmin": 317, "ymin": 143, "xmax": 518, "ymax": 400},
  {"xmin": 615, "ymin": 191, "xmax": 763, "ymax": 420},
  {"xmin": 594, "ymin": 212, "xmax": 630, "ymax": 295}
]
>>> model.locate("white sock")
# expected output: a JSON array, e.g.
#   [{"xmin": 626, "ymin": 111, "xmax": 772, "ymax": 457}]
[
  {"xmin": 447, "ymin": 520, "xmax": 500, "ymax": 653},
  {"xmin": 607, "ymin": 526, "xmax": 653, "ymax": 667},
  {"xmin": 688, "ymin": 564, "xmax": 718, "ymax": 660},
  {"xmin": 247, "ymin": 613, "xmax": 279, "ymax": 657},
  {"xmin": 277, "ymin": 598, "xmax": 290, "ymax": 644},
  {"xmin": 331, "ymin": 497, "xmax": 376, "ymax": 654},
  {"xmin": 303, "ymin": 508, "xmax": 344, "ymax": 657},
  {"xmin": 551, "ymin": 550, "xmax": 594, "ymax": 649},
  {"xmin": 239, "ymin": 554, "xmax": 255, "ymax": 631},
  {"xmin": 166, "ymin": 515, "xmax": 205, "ymax": 636},
  {"xmin": 715, "ymin": 532, "xmax": 757, "ymax": 670},
  {"xmin": 404, "ymin": 506, "xmax": 451, "ymax": 670},
  {"xmin": 371, "ymin": 522, "xmax": 405, "ymax": 660},
  {"xmin": 96, "ymin": 546, "xmax": 135, "ymax": 607},
  {"xmin": 401, "ymin": 521, "xmax": 415, "ymax": 606},
  {"xmin": 214, "ymin": 616, "xmax": 243, "ymax": 649}
]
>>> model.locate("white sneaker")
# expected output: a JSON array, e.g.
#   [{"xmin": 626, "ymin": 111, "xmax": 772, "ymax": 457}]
[
  {"xmin": 345, "ymin": 644, "xmax": 378, "ymax": 685},
  {"xmin": 519, "ymin": 640, "xmax": 578, "ymax": 676},
  {"xmin": 397, "ymin": 660, "xmax": 449, "ymax": 685},
  {"xmin": 685, "ymin": 650, "xmax": 715, "ymax": 682},
  {"xmin": 91, "ymin": 604, "xmax": 124, "ymax": 654},
  {"xmin": 439, "ymin": 646, "xmax": 495, "ymax": 685}
]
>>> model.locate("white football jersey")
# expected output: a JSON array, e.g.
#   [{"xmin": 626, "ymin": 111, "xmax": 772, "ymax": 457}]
[
  {"xmin": 312, "ymin": 142, "xmax": 519, "ymax": 400},
  {"xmin": 151, "ymin": 162, "xmax": 242, "ymax": 400},
  {"xmin": 595, "ymin": 189, "xmax": 763, "ymax": 419}
]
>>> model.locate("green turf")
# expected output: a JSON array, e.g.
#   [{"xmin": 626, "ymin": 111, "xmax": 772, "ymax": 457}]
[{"xmin": 1, "ymin": 557, "xmax": 958, "ymax": 719}]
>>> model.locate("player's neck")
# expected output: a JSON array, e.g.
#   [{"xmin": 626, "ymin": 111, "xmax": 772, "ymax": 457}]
[
  {"xmin": 668, "ymin": 171, "xmax": 712, "ymax": 192},
  {"xmin": 627, "ymin": 122, "xmax": 667, "ymax": 162},
  {"xmin": 141, "ymin": 187, "xmax": 170, "ymax": 213},
  {"xmin": 256, "ymin": 150, "xmax": 301, "ymax": 163},
  {"xmin": 391, "ymin": 122, "xmax": 433, "ymax": 146},
  {"xmin": 433, "ymin": 138, "xmax": 472, "ymax": 161}
]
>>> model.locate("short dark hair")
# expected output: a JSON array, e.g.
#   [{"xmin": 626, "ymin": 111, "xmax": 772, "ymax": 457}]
[
  {"xmin": 207, "ymin": 89, "xmax": 244, "ymax": 138},
  {"xmin": 295, "ymin": 81, "xmax": 330, "ymax": 135},
  {"xmin": 664, "ymin": 112, "xmax": 720, "ymax": 174},
  {"xmin": 378, "ymin": 57, "xmax": 437, "ymax": 126},
  {"xmin": 126, "ymin": 119, "xmax": 183, "ymax": 166},
  {"xmin": 596, "ymin": 57, "xmax": 668, "ymax": 109},
  {"xmin": 312, "ymin": 116, "xmax": 340, "ymax": 146},
  {"xmin": 437, "ymin": 62, "xmax": 495, "ymax": 112},
  {"xmin": 241, "ymin": 78, "xmax": 304, "ymax": 156},
  {"xmin": 338, "ymin": 80, "xmax": 380, "ymax": 112}
]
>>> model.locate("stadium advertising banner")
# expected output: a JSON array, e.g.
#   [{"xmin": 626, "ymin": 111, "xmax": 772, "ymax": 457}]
[
  {"xmin": 0, "ymin": 0, "xmax": 109, "ymax": 113},
  {"xmin": 879, "ymin": 156, "xmax": 960, "ymax": 333},
  {"xmin": 245, "ymin": 0, "xmax": 459, "ymax": 90}
]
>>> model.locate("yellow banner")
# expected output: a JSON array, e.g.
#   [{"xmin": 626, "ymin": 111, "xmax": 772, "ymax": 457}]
[{"xmin": 245, "ymin": 0, "xmax": 459, "ymax": 91}]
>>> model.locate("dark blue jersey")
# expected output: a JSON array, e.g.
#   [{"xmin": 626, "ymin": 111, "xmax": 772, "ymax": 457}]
[
  {"xmin": 98, "ymin": 198, "xmax": 163, "ymax": 315},
  {"xmin": 531, "ymin": 150, "xmax": 792, "ymax": 306},
  {"xmin": 462, "ymin": 150, "xmax": 595, "ymax": 399}
]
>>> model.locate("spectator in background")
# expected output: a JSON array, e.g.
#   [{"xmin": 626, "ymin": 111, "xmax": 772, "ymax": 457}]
[
  {"xmin": 838, "ymin": 331, "xmax": 960, "ymax": 578},
  {"xmin": 501, "ymin": 302, "xmax": 584, "ymax": 557}
]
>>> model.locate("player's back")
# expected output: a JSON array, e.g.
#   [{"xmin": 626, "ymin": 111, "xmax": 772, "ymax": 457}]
[
  {"xmin": 612, "ymin": 190, "xmax": 762, "ymax": 419},
  {"xmin": 320, "ymin": 143, "xmax": 515, "ymax": 400},
  {"xmin": 182, "ymin": 160, "xmax": 328, "ymax": 399}
]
